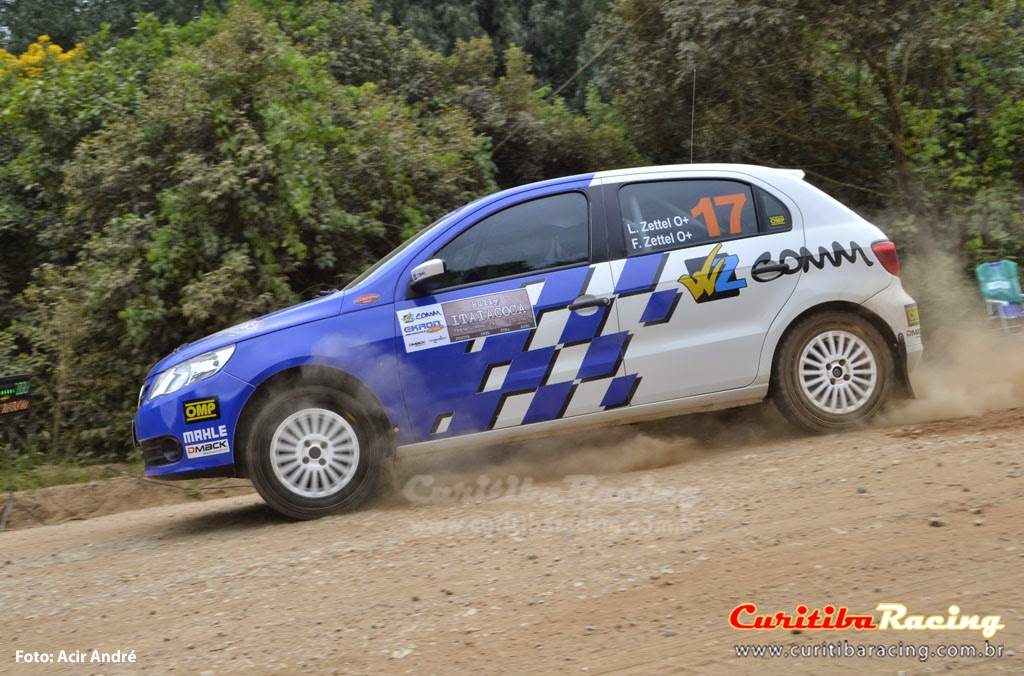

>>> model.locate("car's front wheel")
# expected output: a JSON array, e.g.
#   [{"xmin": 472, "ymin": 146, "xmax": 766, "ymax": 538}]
[
  {"xmin": 772, "ymin": 312, "xmax": 894, "ymax": 433},
  {"xmin": 246, "ymin": 385, "xmax": 384, "ymax": 519}
]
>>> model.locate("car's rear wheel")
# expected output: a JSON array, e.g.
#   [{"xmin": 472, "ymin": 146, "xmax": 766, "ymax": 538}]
[
  {"xmin": 772, "ymin": 312, "xmax": 893, "ymax": 433},
  {"xmin": 246, "ymin": 385, "xmax": 384, "ymax": 519}
]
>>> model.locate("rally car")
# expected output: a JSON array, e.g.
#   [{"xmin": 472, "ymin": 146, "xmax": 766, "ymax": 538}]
[{"xmin": 134, "ymin": 164, "xmax": 922, "ymax": 519}]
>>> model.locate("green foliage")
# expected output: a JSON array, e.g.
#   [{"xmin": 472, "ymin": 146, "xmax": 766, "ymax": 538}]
[
  {"xmin": 2, "ymin": 0, "xmax": 1023, "ymax": 467},
  {"xmin": 373, "ymin": 0, "xmax": 608, "ymax": 97},
  {"xmin": 0, "ymin": 0, "xmax": 223, "ymax": 52}
]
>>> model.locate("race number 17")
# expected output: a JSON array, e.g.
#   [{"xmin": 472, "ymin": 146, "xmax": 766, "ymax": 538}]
[{"xmin": 691, "ymin": 193, "xmax": 747, "ymax": 237}]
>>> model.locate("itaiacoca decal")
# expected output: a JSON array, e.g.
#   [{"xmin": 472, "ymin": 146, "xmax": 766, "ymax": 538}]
[
  {"xmin": 399, "ymin": 289, "xmax": 537, "ymax": 353},
  {"xmin": 751, "ymin": 241, "xmax": 874, "ymax": 282},
  {"xmin": 443, "ymin": 288, "xmax": 536, "ymax": 342},
  {"xmin": 182, "ymin": 423, "xmax": 231, "ymax": 459},
  {"xmin": 183, "ymin": 396, "xmax": 220, "ymax": 424},
  {"xmin": 677, "ymin": 243, "xmax": 746, "ymax": 303},
  {"xmin": 729, "ymin": 603, "xmax": 1005, "ymax": 639}
]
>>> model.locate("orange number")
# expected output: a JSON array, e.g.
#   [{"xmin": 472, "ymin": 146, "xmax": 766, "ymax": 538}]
[
  {"xmin": 714, "ymin": 193, "xmax": 746, "ymax": 234},
  {"xmin": 691, "ymin": 197, "xmax": 720, "ymax": 236},
  {"xmin": 690, "ymin": 193, "xmax": 747, "ymax": 236}
]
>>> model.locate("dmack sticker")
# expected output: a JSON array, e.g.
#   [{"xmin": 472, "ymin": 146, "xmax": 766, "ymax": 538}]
[
  {"xmin": 399, "ymin": 289, "xmax": 537, "ymax": 353},
  {"xmin": 185, "ymin": 438, "xmax": 230, "ymax": 459},
  {"xmin": 677, "ymin": 243, "xmax": 747, "ymax": 303}
]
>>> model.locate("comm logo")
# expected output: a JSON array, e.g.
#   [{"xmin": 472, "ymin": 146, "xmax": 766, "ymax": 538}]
[{"xmin": 183, "ymin": 396, "xmax": 220, "ymax": 424}]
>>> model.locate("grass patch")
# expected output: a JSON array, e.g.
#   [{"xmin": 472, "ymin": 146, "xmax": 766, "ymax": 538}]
[{"xmin": 0, "ymin": 460, "xmax": 146, "ymax": 493}]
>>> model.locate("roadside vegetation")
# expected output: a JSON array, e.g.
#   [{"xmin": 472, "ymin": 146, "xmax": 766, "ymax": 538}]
[{"xmin": 1, "ymin": 0, "xmax": 1022, "ymax": 470}]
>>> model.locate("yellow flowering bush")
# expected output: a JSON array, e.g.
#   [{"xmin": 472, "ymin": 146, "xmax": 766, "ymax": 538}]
[{"xmin": 0, "ymin": 35, "xmax": 83, "ymax": 78}]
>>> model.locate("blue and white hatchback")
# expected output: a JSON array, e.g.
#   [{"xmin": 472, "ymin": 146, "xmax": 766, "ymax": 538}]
[{"xmin": 134, "ymin": 164, "xmax": 923, "ymax": 518}]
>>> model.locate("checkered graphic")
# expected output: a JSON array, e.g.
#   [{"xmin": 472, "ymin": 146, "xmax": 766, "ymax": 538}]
[
  {"xmin": 410, "ymin": 251, "xmax": 703, "ymax": 440},
  {"xmin": 420, "ymin": 263, "xmax": 653, "ymax": 439}
]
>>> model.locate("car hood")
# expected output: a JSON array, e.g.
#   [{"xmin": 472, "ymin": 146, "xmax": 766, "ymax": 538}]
[{"xmin": 147, "ymin": 292, "xmax": 346, "ymax": 378}]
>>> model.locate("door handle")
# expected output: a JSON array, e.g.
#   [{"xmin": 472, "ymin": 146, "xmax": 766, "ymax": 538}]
[
  {"xmin": 752, "ymin": 262, "xmax": 790, "ymax": 274},
  {"xmin": 567, "ymin": 296, "xmax": 612, "ymax": 312}
]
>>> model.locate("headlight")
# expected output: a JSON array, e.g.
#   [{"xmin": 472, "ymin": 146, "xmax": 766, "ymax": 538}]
[{"xmin": 148, "ymin": 345, "xmax": 235, "ymax": 400}]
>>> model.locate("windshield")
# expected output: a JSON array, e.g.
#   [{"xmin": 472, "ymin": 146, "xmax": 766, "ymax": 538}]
[{"xmin": 343, "ymin": 222, "xmax": 441, "ymax": 290}]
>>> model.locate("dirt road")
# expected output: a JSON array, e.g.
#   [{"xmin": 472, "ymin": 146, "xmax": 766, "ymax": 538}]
[{"xmin": 3, "ymin": 320, "xmax": 1024, "ymax": 675}]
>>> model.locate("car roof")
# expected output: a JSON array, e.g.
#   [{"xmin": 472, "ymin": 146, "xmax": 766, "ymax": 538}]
[{"xmin": 592, "ymin": 163, "xmax": 806, "ymax": 184}]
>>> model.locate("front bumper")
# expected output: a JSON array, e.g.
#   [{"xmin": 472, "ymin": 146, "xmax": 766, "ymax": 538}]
[{"xmin": 134, "ymin": 370, "xmax": 255, "ymax": 478}]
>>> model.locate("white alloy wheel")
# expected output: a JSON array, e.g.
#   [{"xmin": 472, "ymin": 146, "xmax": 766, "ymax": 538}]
[
  {"xmin": 772, "ymin": 312, "xmax": 894, "ymax": 433},
  {"xmin": 246, "ymin": 384, "xmax": 384, "ymax": 519},
  {"xmin": 797, "ymin": 330, "xmax": 878, "ymax": 415},
  {"xmin": 270, "ymin": 407, "xmax": 360, "ymax": 498}
]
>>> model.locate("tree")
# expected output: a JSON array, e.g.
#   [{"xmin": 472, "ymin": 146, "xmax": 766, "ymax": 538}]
[{"xmin": 0, "ymin": 0, "xmax": 222, "ymax": 52}]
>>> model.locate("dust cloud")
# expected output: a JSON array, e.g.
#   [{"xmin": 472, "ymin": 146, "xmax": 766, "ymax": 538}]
[
  {"xmin": 390, "ymin": 404, "xmax": 793, "ymax": 506},
  {"xmin": 883, "ymin": 253, "xmax": 1024, "ymax": 424}
]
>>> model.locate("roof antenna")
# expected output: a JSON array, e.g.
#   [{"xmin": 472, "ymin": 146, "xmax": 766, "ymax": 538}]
[{"xmin": 689, "ymin": 68, "xmax": 697, "ymax": 164}]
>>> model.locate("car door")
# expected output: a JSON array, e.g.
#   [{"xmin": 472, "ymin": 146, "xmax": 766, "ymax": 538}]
[
  {"xmin": 395, "ymin": 188, "xmax": 629, "ymax": 443},
  {"xmin": 604, "ymin": 174, "xmax": 806, "ymax": 405}
]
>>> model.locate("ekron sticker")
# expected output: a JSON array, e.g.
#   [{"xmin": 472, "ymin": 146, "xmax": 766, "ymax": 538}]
[{"xmin": 399, "ymin": 288, "xmax": 537, "ymax": 353}]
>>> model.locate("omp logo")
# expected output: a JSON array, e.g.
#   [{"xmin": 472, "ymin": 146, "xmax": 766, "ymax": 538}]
[
  {"xmin": 678, "ymin": 243, "xmax": 747, "ymax": 303},
  {"xmin": 402, "ymin": 309, "xmax": 442, "ymax": 323},
  {"xmin": 183, "ymin": 397, "xmax": 220, "ymax": 424}
]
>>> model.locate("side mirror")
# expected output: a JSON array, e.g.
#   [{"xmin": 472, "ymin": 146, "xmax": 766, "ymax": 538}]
[{"xmin": 409, "ymin": 258, "xmax": 446, "ymax": 295}]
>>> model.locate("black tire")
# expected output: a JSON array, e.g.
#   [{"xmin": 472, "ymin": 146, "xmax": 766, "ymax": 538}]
[
  {"xmin": 772, "ymin": 312, "xmax": 893, "ymax": 434},
  {"xmin": 245, "ymin": 385, "xmax": 385, "ymax": 519}
]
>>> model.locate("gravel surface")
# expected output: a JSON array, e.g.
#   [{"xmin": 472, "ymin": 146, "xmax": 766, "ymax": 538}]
[{"xmin": 2, "ymin": 404, "xmax": 1022, "ymax": 675}]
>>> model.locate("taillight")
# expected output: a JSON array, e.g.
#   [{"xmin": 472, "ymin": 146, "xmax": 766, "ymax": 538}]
[{"xmin": 871, "ymin": 240, "xmax": 900, "ymax": 277}]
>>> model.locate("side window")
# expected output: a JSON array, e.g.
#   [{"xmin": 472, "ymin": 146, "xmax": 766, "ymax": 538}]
[
  {"xmin": 619, "ymin": 180, "xmax": 758, "ymax": 256},
  {"xmin": 433, "ymin": 192, "xmax": 589, "ymax": 289},
  {"xmin": 759, "ymin": 188, "xmax": 793, "ymax": 230}
]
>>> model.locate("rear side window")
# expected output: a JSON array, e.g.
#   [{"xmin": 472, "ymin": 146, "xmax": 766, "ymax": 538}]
[
  {"xmin": 619, "ymin": 180, "xmax": 759, "ymax": 256},
  {"xmin": 760, "ymin": 189, "xmax": 792, "ymax": 230},
  {"xmin": 433, "ymin": 191, "xmax": 589, "ymax": 289}
]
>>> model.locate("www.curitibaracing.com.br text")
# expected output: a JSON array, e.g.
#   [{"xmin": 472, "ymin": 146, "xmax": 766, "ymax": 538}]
[{"xmin": 734, "ymin": 640, "xmax": 1006, "ymax": 662}]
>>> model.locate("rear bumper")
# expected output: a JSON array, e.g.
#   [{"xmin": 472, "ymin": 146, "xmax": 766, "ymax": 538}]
[{"xmin": 863, "ymin": 278, "xmax": 923, "ymax": 397}]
